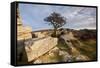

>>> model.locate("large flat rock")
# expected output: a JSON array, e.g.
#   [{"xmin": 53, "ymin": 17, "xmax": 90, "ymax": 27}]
[{"xmin": 25, "ymin": 37, "xmax": 58, "ymax": 62}]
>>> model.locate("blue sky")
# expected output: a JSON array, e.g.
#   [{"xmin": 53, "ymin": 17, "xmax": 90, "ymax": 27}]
[{"xmin": 19, "ymin": 3, "xmax": 96, "ymax": 31}]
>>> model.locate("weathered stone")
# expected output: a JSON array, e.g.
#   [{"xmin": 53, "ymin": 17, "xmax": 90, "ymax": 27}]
[
  {"xmin": 76, "ymin": 55, "xmax": 90, "ymax": 61},
  {"xmin": 17, "ymin": 8, "xmax": 32, "ymax": 64},
  {"xmin": 17, "ymin": 26, "xmax": 32, "ymax": 40},
  {"xmin": 25, "ymin": 37, "xmax": 58, "ymax": 62},
  {"xmin": 17, "ymin": 7, "xmax": 32, "ymax": 41}
]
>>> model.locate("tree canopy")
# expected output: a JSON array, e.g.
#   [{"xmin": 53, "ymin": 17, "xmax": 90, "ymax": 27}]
[{"xmin": 44, "ymin": 12, "xmax": 67, "ymax": 29}]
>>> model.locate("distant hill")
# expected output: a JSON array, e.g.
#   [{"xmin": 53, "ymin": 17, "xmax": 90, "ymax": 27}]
[
  {"xmin": 71, "ymin": 29, "xmax": 96, "ymax": 40},
  {"xmin": 32, "ymin": 28, "xmax": 96, "ymax": 40}
]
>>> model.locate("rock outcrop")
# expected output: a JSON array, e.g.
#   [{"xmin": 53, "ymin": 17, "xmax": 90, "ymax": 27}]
[
  {"xmin": 17, "ymin": 8, "xmax": 32, "ymax": 40},
  {"xmin": 25, "ymin": 37, "xmax": 58, "ymax": 62},
  {"xmin": 17, "ymin": 8, "xmax": 32, "ymax": 64},
  {"xmin": 32, "ymin": 32, "xmax": 90, "ymax": 64}
]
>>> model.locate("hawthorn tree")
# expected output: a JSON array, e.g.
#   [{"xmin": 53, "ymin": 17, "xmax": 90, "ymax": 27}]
[{"xmin": 44, "ymin": 12, "xmax": 67, "ymax": 37}]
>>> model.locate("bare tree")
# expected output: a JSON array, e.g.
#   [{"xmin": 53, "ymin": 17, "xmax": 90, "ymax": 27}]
[{"xmin": 44, "ymin": 12, "xmax": 67, "ymax": 37}]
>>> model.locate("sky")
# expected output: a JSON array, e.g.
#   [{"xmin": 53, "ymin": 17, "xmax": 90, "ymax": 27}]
[{"xmin": 19, "ymin": 3, "xmax": 96, "ymax": 31}]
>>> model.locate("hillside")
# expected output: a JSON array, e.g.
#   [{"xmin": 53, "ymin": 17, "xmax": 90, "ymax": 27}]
[{"xmin": 17, "ymin": 29, "xmax": 97, "ymax": 64}]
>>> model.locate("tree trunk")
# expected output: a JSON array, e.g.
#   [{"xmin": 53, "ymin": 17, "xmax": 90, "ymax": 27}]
[{"xmin": 53, "ymin": 28, "xmax": 57, "ymax": 37}]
